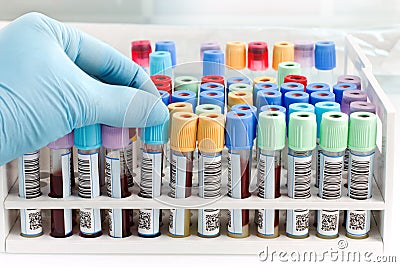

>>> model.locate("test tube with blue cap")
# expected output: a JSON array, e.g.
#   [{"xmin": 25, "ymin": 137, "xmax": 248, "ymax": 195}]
[
  {"xmin": 280, "ymin": 82, "xmax": 304, "ymax": 106},
  {"xmin": 254, "ymin": 82, "xmax": 278, "ymax": 101},
  {"xmin": 284, "ymin": 91, "xmax": 309, "ymax": 122},
  {"xmin": 314, "ymin": 41, "xmax": 336, "ymax": 85},
  {"xmin": 172, "ymin": 90, "xmax": 197, "ymax": 112},
  {"xmin": 306, "ymin": 83, "xmax": 330, "ymax": 95},
  {"xmin": 255, "ymin": 89, "xmax": 282, "ymax": 116},
  {"xmin": 159, "ymin": 90, "xmax": 170, "ymax": 106},
  {"xmin": 227, "ymin": 76, "xmax": 251, "ymax": 89},
  {"xmin": 199, "ymin": 90, "xmax": 225, "ymax": 112},
  {"xmin": 74, "ymin": 124, "xmax": 102, "ymax": 238},
  {"xmin": 155, "ymin": 41, "xmax": 176, "ymax": 67},
  {"xmin": 203, "ymin": 50, "xmax": 225, "ymax": 77},
  {"xmin": 310, "ymin": 91, "xmax": 335, "ymax": 105},
  {"xmin": 333, "ymin": 83, "xmax": 358, "ymax": 104},
  {"xmin": 200, "ymin": 82, "xmax": 225, "ymax": 94}
]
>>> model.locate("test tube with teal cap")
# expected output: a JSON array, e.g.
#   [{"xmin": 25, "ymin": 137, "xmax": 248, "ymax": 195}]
[
  {"xmin": 317, "ymin": 111, "xmax": 348, "ymax": 239},
  {"xmin": 74, "ymin": 124, "xmax": 102, "ymax": 238},
  {"xmin": 256, "ymin": 111, "xmax": 286, "ymax": 238},
  {"xmin": 225, "ymin": 110, "xmax": 254, "ymax": 238},
  {"xmin": 139, "ymin": 119, "xmax": 169, "ymax": 238},
  {"xmin": 150, "ymin": 51, "xmax": 172, "ymax": 77},
  {"xmin": 346, "ymin": 112, "xmax": 377, "ymax": 239},
  {"xmin": 286, "ymin": 112, "xmax": 316, "ymax": 239}
]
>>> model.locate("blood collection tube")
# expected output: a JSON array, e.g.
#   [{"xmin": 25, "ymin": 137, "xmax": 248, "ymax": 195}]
[
  {"xmin": 199, "ymin": 90, "xmax": 225, "ymax": 112},
  {"xmin": 197, "ymin": 113, "xmax": 225, "ymax": 238},
  {"xmin": 284, "ymin": 75, "xmax": 308, "ymax": 90},
  {"xmin": 277, "ymin": 62, "xmax": 301, "ymax": 87},
  {"xmin": 225, "ymin": 110, "xmax": 254, "ymax": 238},
  {"xmin": 256, "ymin": 90, "xmax": 282, "ymax": 114},
  {"xmin": 317, "ymin": 112, "xmax": 348, "ymax": 239},
  {"xmin": 203, "ymin": 50, "xmax": 225, "ymax": 77},
  {"xmin": 333, "ymin": 83, "xmax": 358, "ymax": 104},
  {"xmin": 102, "ymin": 126, "xmax": 131, "ymax": 238},
  {"xmin": 131, "ymin": 40, "xmax": 152, "ymax": 71},
  {"xmin": 48, "ymin": 133, "xmax": 74, "ymax": 238},
  {"xmin": 227, "ymin": 76, "xmax": 251, "ymax": 89},
  {"xmin": 159, "ymin": 90, "xmax": 170, "ymax": 106},
  {"xmin": 310, "ymin": 91, "xmax": 335, "ymax": 105},
  {"xmin": 151, "ymin": 74, "xmax": 172, "ymax": 92},
  {"xmin": 195, "ymin": 104, "xmax": 222, "ymax": 115},
  {"xmin": 254, "ymin": 76, "xmax": 276, "ymax": 85},
  {"xmin": 19, "ymin": 150, "xmax": 42, "ymax": 237},
  {"xmin": 280, "ymin": 82, "xmax": 304, "ymax": 106},
  {"xmin": 200, "ymin": 41, "xmax": 221, "ymax": 60},
  {"xmin": 260, "ymin": 105, "xmax": 286, "ymax": 115},
  {"xmin": 248, "ymin": 41, "xmax": 268, "ymax": 78},
  {"xmin": 272, "ymin": 41, "xmax": 294, "ymax": 71},
  {"xmin": 229, "ymin": 83, "xmax": 253, "ymax": 94},
  {"xmin": 294, "ymin": 41, "xmax": 314, "ymax": 79},
  {"xmin": 200, "ymin": 82, "xmax": 225, "ymax": 94},
  {"xmin": 256, "ymin": 111, "xmax": 285, "ymax": 238},
  {"xmin": 254, "ymin": 81, "xmax": 278, "ymax": 95},
  {"xmin": 74, "ymin": 124, "xmax": 102, "ymax": 238},
  {"xmin": 337, "ymin": 75, "xmax": 361, "ymax": 90},
  {"xmin": 350, "ymin": 101, "xmax": 376, "ymax": 114},
  {"xmin": 228, "ymin": 91, "xmax": 253, "ymax": 110},
  {"xmin": 288, "ymin": 103, "xmax": 315, "ymax": 115},
  {"xmin": 174, "ymin": 76, "xmax": 199, "ymax": 96},
  {"xmin": 305, "ymin": 83, "xmax": 330, "ymax": 95},
  {"xmin": 284, "ymin": 91, "xmax": 309, "ymax": 122},
  {"xmin": 155, "ymin": 41, "xmax": 176, "ymax": 67},
  {"xmin": 150, "ymin": 51, "xmax": 172, "ymax": 77},
  {"xmin": 139, "ymin": 120, "xmax": 169, "ymax": 237},
  {"xmin": 225, "ymin": 41, "xmax": 246, "ymax": 77},
  {"xmin": 126, "ymin": 128, "xmax": 138, "ymax": 187},
  {"xmin": 172, "ymin": 90, "xmax": 197, "ymax": 112},
  {"xmin": 169, "ymin": 112, "xmax": 198, "ymax": 237},
  {"xmin": 286, "ymin": 112, "xmax": 316, "ymax": 239},
  {"xmin": 314, "ymin": 41, "xmax": 336, "ymax": 85},
  {"xmin": 231, "ymin": 104, "xmax": 257, "ymax": 144},
  {"xmin": 167, "ymin": 102, "xmax": 193, "ymax": 115},
  {"xmin": 201, "ymin": 75, "xmax": 225, "ymax": 86},
  {"xmin": 346, "ymin": 112, "xmax": 377, "ymax": 239}
]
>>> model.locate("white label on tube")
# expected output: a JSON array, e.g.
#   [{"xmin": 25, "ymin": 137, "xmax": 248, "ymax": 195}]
[
  {"xmin": 286, "ymin": 209, "xmax": 309, "ymax": 237},
  {"xmin": 77, "ymin": 152, "xmax": 100, "ymax": 198},
  {"xmin": 228, "ymin": 153, "xmax": 242, "ymax": 199},
  {"xmin": 259, "ymin": 154, "xmax": 275, "ymax": 199},
  {"xmin": 138, "ymin": 209, "xmax": 160, "ymax": 236},
  {"xmin": 317, "ymin": 209, "xmax": 339, "ymax": 238},
  {"xmin": 106, "ymin": 151, "xmax": 122, "ymax": 198},
  {"xmin": 79, "ymin": 208, "xmax": 102, "ymax": 235},
  {"xmin": 318, "ymin": 153, "xmax": 343, "ymax": 199},
  {"xmin": 172, "ymin": 154, "xmax": 187, "ymax": 198},
  {"xmin": 346, "ymin": 210, "xmax": 370, "ymax": 237},
  {"xmin": 142, "ymin": 151, "xmax": 162, "ymax": 198},
  {"xmin": 18, "ymin": 151, "xmax": 40, "ymax": 199},
  {"xmin": 20, "ymin": 209, "xmax": 42, "ymax": 237},
  {"xmin": 63, "ymin": 209, "xmax": 73, "ymax": 236},
  {"xmin": 198, "ymin": 209, "xmax": 220, "ymax": 237},
  {"xmin": 257, "ymin": 209, "xmax": 276, "ymax": 237},
  {"xmin": 348, "ymin": 152, "xmax": 374, "ymax": 200},
  {"xmin": 61, "ymin": 151, "xmax": 72, "ymax": 198},
  {"xmin": 108, "ymin": 208, "xmax": 123, "ymax": 238},
  {"xmin": 169, "ymin": 208, "xmax": 186, "ymax": 236},
  {"xmin": 287, "ymin": 154, "xmax": 312, "ymax": 199},
  {"xmin": 228, "ymin": 209, "xmax": 243, "ymax": 235},
  {"xmin": 199, "ymin": 154, "xmax": 222, "ymax": 199}
]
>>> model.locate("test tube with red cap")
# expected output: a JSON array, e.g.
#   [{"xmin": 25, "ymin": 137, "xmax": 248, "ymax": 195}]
[
  {"xmin": 201, "ymin": 75, "xmax": 225, "ymax": 86},
  {"xmin": 131, "ymin": 40, "xmax": 152, "ymax": 72},
  {"xmin": 284, "ymin": 75, "xmax": 308, "ymax": 90},
  {"xmin": 248, "ymin": 41, "xmax": 268, "ymax": 78}
]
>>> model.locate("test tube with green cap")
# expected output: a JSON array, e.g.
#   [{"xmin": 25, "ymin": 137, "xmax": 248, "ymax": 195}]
[
  {"xmin": 317, "ymin": 112, "xmax": 348, "ymax": 239},
  {"xmin": 346, "ymin": 112, "xmax": 377, "ymax": 239},
  {"xmin": 174, "ymin": 76, "xmax": 199, "ymax": 96},
  {"xmin": 277, "ymin": 62, "xmax": 301, "ymax": 87},
  {"xmin": 286, "ymin": 112, "xmax": 316, "ymax": 239},
  {"xmin": 195, "ymin": 104, "xmax": 222, "ymax": 115},
  {"xmin": 256, "ymin": 111, "xmax": 286, "ymax": 238}
]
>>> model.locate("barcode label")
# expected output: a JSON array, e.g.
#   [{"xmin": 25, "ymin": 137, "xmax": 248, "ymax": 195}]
[
  {"xmin": 140, "ymin": 151, "xmax": 162, "ymax": 198},
  {"xmin": 227, "ymin": 209, "xmax": 243, "ymax": 235},
  {"xmin": 170, "ymin": 154, "xmax": 188, "ymax": 198},
  {"xmin": 317, "ymin": 209, "xmax": 339, "ymax": 237},
  {"xmin": 169, "ymin": 208, "xmax": 187, "ymax": 236},
  {"xmin": 227, "ymin": 153, "xmax": 242, "ymax": 198},
  {"xmin": 61, "ymin": 151, "xmax": 72, "ymax": 198},
  {"xmin": 343, "ymin": 148, "xmax": 349, "ymax": 171},
  {"xmin": 18, "ymin": 151, "xmax": 41, "ymax": 199},
  {"xmin": 79, "ymin": 208, "xmax": 102, "ymax": 235},
  {"xmin": 199, "ymin": 155, "xmax": 222, "ymax": 199},
  {"xmin": 20, "ymin": 209, "xmax": 42, "ymax": 237},
  {"xmin": 77, "ymin": 152, "xmax": 100, "ymax": 198},
  {"xmin": 287, "ymin": 154, "xmax": 312, "ymax": 199},
  {"xmin": 258, "ymin": 154, "xmax": 275, "ymax": 199},
  {"xmin": 257, "ymin": 209, "xmax": 276, "ymax": 237},
  {"xmin": 318, "ymin": 153, "xmax": 343, "ymax": 199},
  {"xmin": 315, "ymin": 145, "xmax": 321, "ymax": 188},
  {"xmin": 106, "ymin": 150, "xmax": 127, "ymax": 198},
  {"xmin": 346, "ymin": 210, "xmax": 370, "ymax": 237},
  {"xmin": 348, "ymin": 153, "xmax": 374, "ymax": 200},
  {"xmin": 108, "ymin": 208, "xmax": 123, "ymax": 238},
  {"xmin": 286, "ymin": 209, "xmax": 309, "ymax": 237},
  {"xmin": 198, "ymin": 209, "xmax": 220, "ymax": 237},
  {"xmin": 126, "ymin": 139, "xmax": 138, "ymax": 187},
  {"xmin": 138, "ymin": 209, "xmax": 160, "ymax": 236}
]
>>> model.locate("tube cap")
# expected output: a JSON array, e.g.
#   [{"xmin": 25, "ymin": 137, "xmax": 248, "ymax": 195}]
[
  {"xmin": 170, "ymin": 112, "xmax": 198, "ymax": 152},
  {"xmin": 306, "ymin": 83, "xmax": 330, "ymax": 95},
  {"xmin": 159, "ymin": 90, "xmax": 170, "ymax": 106},
  {"xmin": 48, "ymin": 132, "xmax": 74, "ymax": 149},
  {"xmin": 341, "ymin": 90, "xmax": 368, "ymax": 114},
  {"xmin": 200, "ymin": 82, "xmax": 225, "ymax": 94},
  {"xmin": 225, "ymin": 111, "xmax": 254, "ymax": 150},
  {"xmin": 200, "ymin": 42, "xmax": 221, "ymax": 60},
  {"xmin": 315, "ymin": 101, "xmax": 341, "ymax": 138},
  {"xmin": 74, "ymin": 124, "xmax": 102, "ymax": 150},
  {"xmin": 101, "ymin": 125, "xmax": 130, "ymax": 149},
  {"xmin": 203, "ymin": 50, "xmax": 225, "ymax": 76},
  {"xmin": 294, "ymin": 41, "xmax": 314, "ymax": 68},
  {"xmin": 227, "ymin": 76, "xmax": 251, "ymax": 88},
  {"xmin": 254, "ymin": 76, "xmax": 276, "ymax": 84},
  {"xmin": 199, "ymin": 90, "xmax": 225, "ymax": 111},
  {"xmin": 196, "ymin": 104, "xmax": 222, "ymax": 115},
  {"xmin": 272, "ymin": 41, "xmax": 294, "ymax": 70},
  {"xmin": 288, "ymin": 112, "xmax": 317, "ymax": 151},
  {"xmin": 333, "ymin": 83, "xmax": 358, "ymax": 104},
  {"xmin": 131, "ymin": 40, "xmax": 152, "ymax": 67},
  {"xmin": 348, "ymin": 112, "xmax": 377, "ymax": 152},
  {"xmin": 254, "ymin": 82, "xmax": 279, "ymax": 93},
  {"xmin": 150, "ymin": 51, "xmax": 172, "ymax": 77},
  {"xmin": 155, "ymin": 41, "xmax": 176, "ymax": 67},
  {"xmin": 319, "ymin": 112, "xmax": 349, "ymax": 152},
  {"xmin": 256, "ymin": 89, "xmax": 282, "ymax": 110},
  {"xmin": 231, "ymin": 104, "xmax": 257, "ymax": 140},
  {"xmin": 277, "ymin": 62, "xmax": 301, "ymax": 86},
  {"xmin": 284, "ymin": 91, "xmax": 309, "ymax": 111},
  {"xmin": 226, "ymin": 41, "xmax": 246, "ymax": 70},
  {"xmin": 197, "ymin": 113, "xmax": 225, "ymax": 153},
  {"xmin": 310, "ymin": 91, "xmax": 335, "ymax": 105},
  {"xmin": 280, "ymin": 82, "xmax": 305, "ymax": 106},
  {"xmin": 168, "ymin": 102, "xmax": 193, "ymax": 115},
  {"xmin": 172, "ymin": 90, "xmax": 197, "ymax": 112},
  {"xmin": 141, "ymin": 119, "xmax": 169, "ymax": 145},
  {"xmin": 284, "ymin": 75, "xmax": 307, "ymax": 89},
  {"xmin": 350, "ymin": 101, "xmax": 376, "ymax": 114},
  {"xmin": 174, "ymin": 76, "xmax": 199, "ymax": 95},
  {"xmin": 337, "ymin": 75, "xmax": 361, "ymax": 90},
  {"xmin": 289, "ymin": 103, "xmax": 315, "ymax": 116},
  {"xmin": 257, "ymin": 111, "xmax": 286, "ymax": 151},
  {"xmin": 228, "ymin": 91, "xmax": 253, "ymax": 108},
  {"xmin": 248, "ymin": 41, "xmax": 268, "ymax": 71},
  {"xmin": 229, "ymin": 83, "xmax": 253, "ymax": 93},
  {"xmin": 315, "ymin": 41, "xmax": 336, "ymax": 71},
  {"xmin": 260, "ymin": 105, "xmax": 286, "ymax": 116},
  {"xmin": 201, "ymin": 75, "xmax": 225, "ymax": 86}
]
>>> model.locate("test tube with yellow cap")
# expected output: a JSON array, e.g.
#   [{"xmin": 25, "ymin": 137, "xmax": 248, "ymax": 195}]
[{"xmin": 227, "ymin": 91, "xmax": 253, "ymax": 110}]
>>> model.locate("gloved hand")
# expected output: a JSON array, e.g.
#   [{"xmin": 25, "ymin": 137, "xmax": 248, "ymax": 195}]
[{"xmin": 0, "ymin": 12, "xmax": 168, "ymax": 165}]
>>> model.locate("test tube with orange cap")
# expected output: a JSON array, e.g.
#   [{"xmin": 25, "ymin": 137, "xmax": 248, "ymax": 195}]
[
  {"xmin": 226, "ymin": 41, "xmax": 247, "ymax": 78},
  {"xmin": 227, "ymin": 91, "xmax": 253, "ymax": 110}
]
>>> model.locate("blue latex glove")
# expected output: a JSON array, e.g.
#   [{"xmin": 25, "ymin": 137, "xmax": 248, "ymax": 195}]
[{"xmin": 0, "ymin": 13, "xmax": 169, "ymax": 165}]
